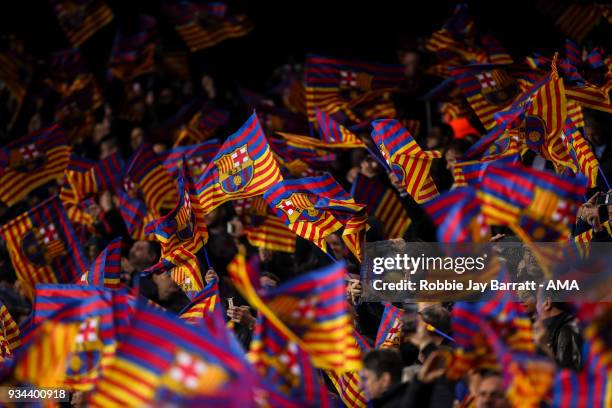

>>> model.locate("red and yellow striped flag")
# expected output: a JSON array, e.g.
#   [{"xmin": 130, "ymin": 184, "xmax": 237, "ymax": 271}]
[
  {"xmin": 0, "ymin": 303, "xmax": 20, "ymax": 361},
  {"xmin": 13, "ymin": 320, "xmax": 80, "ymax": 387},
  {"xmin": 51, "ymin": 0, "xmax": 114, "ymax": 47}
]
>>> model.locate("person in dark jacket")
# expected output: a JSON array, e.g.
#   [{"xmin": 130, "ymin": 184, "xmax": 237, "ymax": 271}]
[
  {"xmin": 534, "ymin": 294, "xmax": 583, "ymax": 371},
  {"xmin": 363, "ymin": 349, "xmax": 407, "ymax": 408}
]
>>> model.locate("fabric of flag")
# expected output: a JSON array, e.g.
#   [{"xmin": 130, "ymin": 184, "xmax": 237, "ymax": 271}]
[
  {"xmin": 452, "ymin": 153, "xmax": 519, "ymax": 187},
  {"xmin": 228, "ymin": 253, "xmax": 362, "ymax": 373},
  {"xmin": 326, "ymin": 331, "xmax": 370, "ymax": 408},
  {"xmin": 65, "ymin": 151, "xmax": 125, "ymax": 201},
  {"xmin": 0, "ymin": 124, "xmax": 70, "ymax": 207},
  {"xmin": 315, "ymin": 109, "xmax": 365, "ymax": 148},
  {"xmin": 179, "ymin": 278, "xmax": 221, "ymax": 329},
  {"xmin": 164, "ymin": 1, "xmax": 253, "ymax": 52},
  {"xmin": 0, "ymin": 197, "xmax": 88, "ymax": 300},
  {"xmin": 425, "ymin": 186, "xmax": 489, "ymax": 243},
  {"xmin": 371, "ymin": 119, "xmax": 441, "ymax": 203},
  {"xmin": 375, "ymin": 303, "xmax": 404, "ymax": 349},
  {"xmin": 145, "ymin": 163, "xmax": 208, "ymax": 298},
  {"xmin": 115, "ymin": 187, "xmax": 156, "ymax": 240},
  {"xmin": 304, "ymin": 54, "xmax": 404, "ymax": 125},
  {"xmin": 79, "ymin": 238, "xmax": 122, "ymax": 289},
  {"xmin": 249, "ymin": 314, "xmax": 332, "ymax": 407},
  {"xmin": 0, "ymin": 303, "xmax": 20, "ymax": 361},
  {"xmin": 270, "ymin": 135, "xmax": 335, "ymax": 177},
  {"xmin": 234, "ymin": 197, "xmax": 297, "ymax": 253},
  {"xmin": 480, "ymin": 320, "xmax": 555, "ymax": 408},
  {"xmin": 89, "ymin": 303, "xmax": 254, "ymax": 407},
  {"xmin": 161, "ymin": 139, "xmax": 221, "ymax": 179},
  {"xmin": 30, "ymin": 284, "xmax": 131, "ymax": 391},
  {"xmin": 264, "ymin": 174, "xmax": 364, "ymax": 255},
  {"xmin": 478, "ymin": 163, "xmax": 587, "ymax": 232},
  {"xmin": 50, "ymin": 0, "xmax": 114, "ymax": 47},
  {"xmin": 174, "ymin": 103, "xmax": 230, "ymax": 146},
  {"xmin": 108, "ymin": 15, "xmax": 157, "ymax": 81},
  {"xmin": 195, "ymin": 113, "xmax": 283, "ymax": 213},
  {"xmin": 47, "ymin": 48, "xmax": 104, "ymax": 110},
  {"xmin": 573, "ymin": 221, "xmax": 612, "ymax": 258},
  {"xmin": 12, "ymin": 319, "xmax": 80, "ymax": 388},
  {"xmin": 562, "ymin": 112, "xmax": 598, "ymax": 188},
  {"xmin": 551, "ymin": 324, "xmax": 612, "ymax": 408},
  {"xmin": 565, "ymin": 82, "xmax": 612, "ymax": 114},
  {"xmin": 350, "ymin": 173, "xmax": 411, "ymax": 239},
  {"xmin": 451, "ymin": 64, "xmax": 523, "ymax": 129},
  {"xmin": 124, "ymin": 143, "xmax": 178, "ymax": 214}
]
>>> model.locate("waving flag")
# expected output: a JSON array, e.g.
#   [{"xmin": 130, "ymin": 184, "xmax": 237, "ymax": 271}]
[
  {"xmin": 264, "ymin": 174, "xmax": 366, "ymax": 257},
  {"xmin": 124, "ymin": 143, "xmax": 178, "ymax": 214},
  {"xmin": 146, "ymin": 163, "xmax": 208, "ymax": 298},
  {"xmin": 270, "ymin": 135, "xmax": 335, "ymax": 177},
  {"xmin": 452, "ymin": 153, "xmax": 519, "ymax": 187},
  {"xmin": 0, "ymin": 125, "xmax": 70, "ymax": 206},
  {"xmin": 161, "ymin": 139, "xmax": 221, "ymax": 179},
  {"xmin": 351, "ymin": 173, "xmax": 411, "ymax": 239},
  {"xmin": 50, "ymin": 0, "xmax": 113, "ymax": 47},
  {"xmin": 65, "ymin": 151, "xmax": 125, "ymax": 202},
  {"xmin": 552, "ymin": 324, "xmax": 612, "ymax": 408},
  {"xmin": 250, "ymin": 314, "xmax": 332, "ymax": 407},
  {"xmin": 451, "ymin": 64, "xmax": 521, "ymax": 130},
  {"xmin": 79, "ymin": 238, "xmax": 122, "ymax": 289},
  {"xmin": 89, "ymin": 304, "xmax": 254, "ymax": 407},
  {"xmin": 304, "ymin": 55, "xmax": 404, "ymax": 125},
  {"xmin": 115, "ymin": 187, "xmax": 156, "ymax": 240},
  {"xmin": 562, "ymin": 106, "xmax": 599, "ymax": 187},
  {"xmin": 174, "ymin": 104, "xmax": 230, "ymax": 146},
  {"xmin": 27, "ymin": 284, "xmax": 131, "ymax": 390},
  {"xmin": 425, "ymin": 187, "xmax": 489, "ymax": 243},
  {"xmin": 13, "ymin": 320, "xmax": 80, "ymax": 388},
  {"xmin": 315, "ymin": 109, "xmax": 365, "ymax": 148},
  {"xmin": 479, "ymin": 163, "xmax": 587, "ymax": 239},
  {"xmin": 0, "ymin": 197, "xmax": 87, "ymax": 299},
  {"xmin": 108, "ymin": 15, "xmax": 157, "ymax": 81},
  {"xmin": 375, "ymin": 303, "xmax": 404, "ymax": 349},
  {"xmin": 195, "ymin": 113, "xmax": 283, "ymax": 213},
  {"xmin": 47, "ymin": 48, "xmax": 103, "ymax": 110},
  {"xmin": 228, "ymin": 253, "xmax": 362, "ymax": 373},
  {"xmin": 179, "ymin": 278, "xmax": 221, "ymax": 328},
  {"xmin": 326, "ymin": 331, "xmax": 370, "ymax": 408},
  {"xmin": 164, "ymin": 1, "xmax": 253, "ymax": 52},
  {"xmin": 234, "ymin": 197, "xmax": 297, "ymax": 253},
  {"xmin": 0, "ymin": 303, "xmax": 20, "ymax": 361},
  {"xmin": 372, "ymin": 119, "xmax": 441, "ymax": 203}
]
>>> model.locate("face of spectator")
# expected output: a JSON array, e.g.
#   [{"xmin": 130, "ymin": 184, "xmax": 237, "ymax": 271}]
[
  {"xmin": 362, "ymin": 369, "xmax": 391, "ymax": 399},
  {"xmin": 99, "ymin": 139, "xmax": 117, "ymax": 160},
  {"xmin": 152, "ymin": 272, "xmax": 180, "ymax": 301},
  {"xmin": 325, "ymin": 234, "xmax": 346, "ymax": 259},
  {"xmin": 130, "ymin": 127, "xmax": 144, "ymax": 151},
  {"xmin": 585, "ymin": 116, "xmax": 605, "ymax": 146},
  {"xmin": 518, "ymin": 290, "xmax": 536, "ymax": 316},
  {"xmin": 128, "ymin": 241, "xmax": 157, "ymax": 271},
  {"xmin": 445, "ymin": 148, "xmax": 459, "ymax": 172},
  {"xmin": 400, "ymin": 51, "xmax": 420, "ymax": 78},
  {"xmin": 475, "ymin": 376, "xmax": 510, "ymax": 408}
]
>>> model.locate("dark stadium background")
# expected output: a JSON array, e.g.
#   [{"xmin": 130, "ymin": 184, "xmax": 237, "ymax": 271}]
[{"xmin": 0, "ymin": 0, "xmax": 575, "ymax": 90}]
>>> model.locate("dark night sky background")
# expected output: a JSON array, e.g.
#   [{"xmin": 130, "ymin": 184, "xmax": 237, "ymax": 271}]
[{"xmin": 0, "ymin": 0, "xmax": 591, "ymax": 91}]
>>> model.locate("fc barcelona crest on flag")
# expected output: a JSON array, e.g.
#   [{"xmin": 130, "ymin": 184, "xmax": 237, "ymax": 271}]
[
  {"xmin": 8, "ymin": 143, "xmax": 47, "ymax": 172},
  {"xmin": 214, "ymin": 145, "xmax": 254, "ymax": 194},
  {"xmin": 476, "ymin": 69, "xmax": 518, "ymax": 106},
  {"xmin": 21, "ymin": 224, "xmax": 67, "ymax": 267},
  {"xmin": 520, "ymin": 115, "xmax": 547, "ymax": 150},
  {"xmin": 275, "ymin": 193, "xmax": 322, "ymax": 224},
  {"xmin": 339, "ymin": 71, "xmax": 373, "ymax": 91},
  {"xmin": 175, "ymin": 192, "xmax": 196, "ymax": 242}
]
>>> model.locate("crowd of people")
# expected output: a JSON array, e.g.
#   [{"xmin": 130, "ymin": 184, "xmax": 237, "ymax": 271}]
[{"xmin": 0, "ymin": 1, "xmax": 611, "ymax": 407}]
